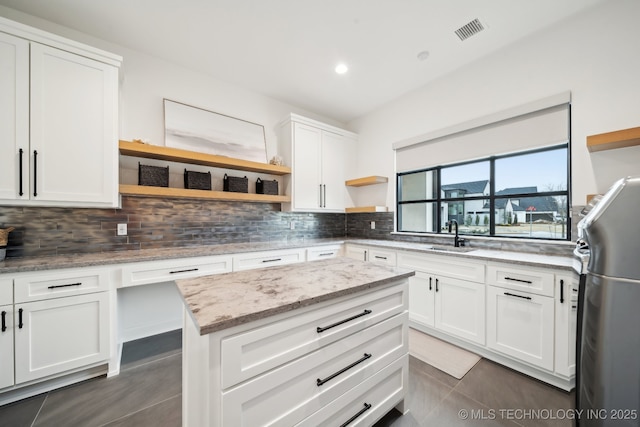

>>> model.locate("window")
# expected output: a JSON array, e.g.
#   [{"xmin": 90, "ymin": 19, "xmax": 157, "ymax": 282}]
[{"xmin": 396, "ymin": 144, "xmax": 570, "ymax": 240}]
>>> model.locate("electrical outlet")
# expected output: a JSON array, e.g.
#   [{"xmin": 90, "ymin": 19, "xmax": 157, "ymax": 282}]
[
  {"xmin": 290, "ymin": 221, "xmax": 295, "ymax": 230},
  {"xmin": 117, "ymin": 223, "xmax": 128, "ymax": 236},
  {"xmin": 370, "ymin": 221, "xmax": 376, "ymax": 230}
]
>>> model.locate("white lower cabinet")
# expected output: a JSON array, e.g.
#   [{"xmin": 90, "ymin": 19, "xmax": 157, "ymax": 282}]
[
  {"xmin": 306, "ymin": 245, "xmax": 342, "ymax": 261},
  {"xmin": 14, "ymin": 292, "xmax": 109, "ymax": 383},
  {"xmin": 0, "ymin": 303, "xmax": 14, "ymax": 390},
  {"xmin": 345, "ymin": 244, "xmax": 369, "ymax": 262},
  {"xmin": 486, "ymin": 285, "xmax": 554, "ymax": 370},
  {"xmin": 399, "ymin": 251, "xmax": 486, "ymax": 345},
  {"xmin": 233, "ymin": 248, "xmax": 305, "ymax": 271},
  {"xmin": 345, "ymin": 244, "xmax": 397, "ymax": 266},
  {"xmin": 555, "ymin": 274, "xmax": 578, "ymax": 377}
]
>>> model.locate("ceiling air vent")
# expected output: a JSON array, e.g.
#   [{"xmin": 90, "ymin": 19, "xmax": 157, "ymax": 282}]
[{"xmin": 455, "ymin": 18, "xmax": 485, "ymax": 41}]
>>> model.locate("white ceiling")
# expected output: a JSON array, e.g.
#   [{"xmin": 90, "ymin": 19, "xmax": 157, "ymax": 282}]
[{"xmin": 0, "ymin": 0, "xmax": 604, "ymax": 123}]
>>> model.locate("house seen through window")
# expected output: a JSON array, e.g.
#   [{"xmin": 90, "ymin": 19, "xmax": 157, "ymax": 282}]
[{"xmin": 397, "ymin": 144, "xmax": 570, "ymax": 240}]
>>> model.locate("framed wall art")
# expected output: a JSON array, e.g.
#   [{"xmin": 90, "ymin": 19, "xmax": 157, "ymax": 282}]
[{"xmin": 164, "ymin": 99, "xmax": 267, "ymax": 163}]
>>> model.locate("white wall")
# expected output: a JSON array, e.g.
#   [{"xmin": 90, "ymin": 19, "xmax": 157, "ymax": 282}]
[
  {"xmin": 0, "ymin": 5, "xmax": 345, "ymax": 162},
  {"xmin": 348, "ymin": 0, "xmax": 640, "ymax": 209}
]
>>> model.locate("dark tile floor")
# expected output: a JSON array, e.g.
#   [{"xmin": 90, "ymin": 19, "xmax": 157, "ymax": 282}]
[{"xmin": 0, "ymin": 330, "xmax": 574, "ymax": 426}]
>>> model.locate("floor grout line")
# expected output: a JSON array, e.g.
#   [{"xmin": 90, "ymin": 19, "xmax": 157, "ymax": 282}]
[
  {"xmin": 97, "ymin": 393, "xmax": 181, "ymax": 427},
  {"xmin": 29, "ymin": 392, "xmax": 48, "ymax": 427},
  {"xmin": 118, "ymin": 350, "xmax": 182, "ymax": 373}
]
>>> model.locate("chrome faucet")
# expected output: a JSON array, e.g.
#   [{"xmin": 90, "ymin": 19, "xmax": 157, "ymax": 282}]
[{"xmin": 448, "ymin": 220, "xmax": 466, "ymax": 247}]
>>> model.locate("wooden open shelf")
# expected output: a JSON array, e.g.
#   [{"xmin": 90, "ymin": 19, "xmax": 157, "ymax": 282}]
[
  {"xmin": 587, "ymin": 126, "xmax": 640, "ymax": 152},
  {"xmin": 120, "ymin": 185, "xmax": 290, "ymax": 203},
  {"xmin": 119, "ymin": 140, "xmax": 291, "ymax": 175},
  {"xmin": 345, "ymin": 206, "xmax": 388, "ymax": 213},
  {"xmin": 345, "ymin": 176, "xmax": 388, "ymax": 187}
]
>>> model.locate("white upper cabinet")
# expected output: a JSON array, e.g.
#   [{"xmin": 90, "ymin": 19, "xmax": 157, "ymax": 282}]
[
  {"xmin": 279, "ymin": 114, "xmax": 356, "ymax": 212},
  {"xmin": 0, "ymin": 17, "xmax": 121, "ymax": 207},
  {"xmin": 0, "ymin": 32, "xmax": 29, "ymax": 201}
]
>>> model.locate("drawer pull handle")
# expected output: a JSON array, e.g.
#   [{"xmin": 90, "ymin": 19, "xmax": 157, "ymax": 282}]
[
  {"xmin": 169, "ymin": 268, "xmax": 199, "ymax": 274},
  {"xmin": 317, "ymin": 309, "xmax": 372, "ymax": 333},
  {"xmin": 504, "ymin": 292, "xmax": 532, "ymax": 301},
  {"xmin": 47, "ymin": 282, "xmax": 82, "ymax": 289},
  {"xmin": 504, "ymin": 276, "xmax": 533, "ymax": 284},
  {"xmin": 18, "ymin": 308, "xmax": 23, "ymax": 329},
  {"xmin": 374, "ymin": 255, "xmax": 387, "ymax": 260},
  {"xmin": 262, "ymin": 258, "xmax": 282, "ymax": 263},
  {"xmin": 317, "ymin": 353, "xmax": 371, "ymax": 386},
  {"xmin": 318, "ymin": 252, "xmax": 334, "ymax": 257},
  {"xmin": 1, "ymin": 311, "xmax": 6, "ymax": 332},
  {"xmin": 560, "ymin": 279, "xmax": 565, "ymax": 303},
  {"xmin": 340, "ymin": 402, "xmax": 372, "ymax": 427}
]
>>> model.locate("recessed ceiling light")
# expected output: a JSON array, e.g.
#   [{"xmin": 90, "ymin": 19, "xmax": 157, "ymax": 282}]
[
  {"xmin": 417, "ymin": 51, "xmax": 430, "ymax": 61},
  {"xmin": 335, "ymin": 63, "xmax": 348, "ymax": 74}
]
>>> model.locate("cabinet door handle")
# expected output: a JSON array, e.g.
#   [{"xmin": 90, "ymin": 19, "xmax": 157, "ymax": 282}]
[
  {"xmin": 340, "ymin": 403, "xmax": 372, "ymax": 427},
  {"xmin": 169, "ymin": 268, "xmax": 199, "ymax": 274},
  {"xmin": 560, "ymin": 279, "xmax": 564, "ymax": 303},
  {"xmin": 1, "ymin": 311, "xmax": 6, "ymax": 332},
  {"xmin": 435, "ymin": 278, "xmax": 439, "ymax": 292},
  {"xmin": 429, "ymin": 277, "xmax": 432, "ymax": 291},
  {"xmin": 504, "ymin": 276, "xmax": 532, "ymax": 284},
  {"xmin": 33, "ymin": 150, "xmax": 38, "ymax": 197},
  {"xmin": 317, "ymin": 309, "xmax": 372, "ymax": 333},
  {"xmin": 504, "ymin": 292, "xmax": 532, "ymax": 301},
  {"xmin": 363, "ymin": 250, "xmax": 367, "ymax": 261},
  {"xmin": 18, "ymin": 308, "xmax": 23, "ymax": 329},
  {"xmin": 323, "ymin": 184, "xmax": 326, "ymax": 208},
  {"xmin": 261, "ymin": 258, "xmax": 282, "ymax": 263},
  {"xmin": 319, "ymin": 184, "xmax": 323, "ymax": 208},
  {"xmin": 47, "ymin": 282, "xmax": 82, "ymax": 289},
  {"xmin": 18, "ymin": 148, "xmax": 24, "ymax": 196},
  {"xmin": 316, "ymin": 353, "xmax": 371, "ymax": 386}
]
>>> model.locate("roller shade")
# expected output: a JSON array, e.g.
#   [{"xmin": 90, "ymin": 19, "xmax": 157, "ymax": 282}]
[{"xmin": 395, "ymin": 95, "xmax": 570, "ymax": 173}]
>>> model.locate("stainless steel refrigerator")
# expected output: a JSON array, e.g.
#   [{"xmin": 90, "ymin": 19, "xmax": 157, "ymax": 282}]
[{"xmin": 576, "ymin": 176, "xmax": 640, "ymax": 427}]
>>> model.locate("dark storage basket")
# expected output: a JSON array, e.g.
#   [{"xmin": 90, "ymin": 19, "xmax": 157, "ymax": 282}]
[
  {"xmin": 184, "ymin": 169, "xmax": 212, "ymax": 190},
  {"xmin": 256, "ymin": 178, "xmax": 278, "ymax": 195},
  {"xmin": 223, "ymin": 174, "xmax": 248, "ymax": 193},
  {"xmin": 138, "ymin": 163, "xmax": 169, "ymax": 187}
]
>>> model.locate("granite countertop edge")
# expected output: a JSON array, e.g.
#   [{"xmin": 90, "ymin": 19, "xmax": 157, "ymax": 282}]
[{"xmin": 0, "ymin": 237, "xmax": 575, "ymax": 274}]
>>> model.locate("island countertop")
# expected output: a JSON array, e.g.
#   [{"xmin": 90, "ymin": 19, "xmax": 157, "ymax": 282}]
[{"xmin": 175, "ymin": 257, "xmax": 414, "ymax": 335}]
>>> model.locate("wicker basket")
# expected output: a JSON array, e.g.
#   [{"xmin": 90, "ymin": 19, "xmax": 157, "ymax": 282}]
[
  {"xmin": 184, "ymin": 169, "xmax": 212, "ymax": 190},
  {"xmin": 138, "ymin": 163, "xmax": 169, "ymax": 187},
  {"xmin": 223, "ymin": 174, "xmax": 248, "ymax": 193},
  {"xmin": 0, "ymin": 227, "xmax": 14, "ymax": 246},
  {"xmin": 256, "ymin": 178, "xmax": 278, "ymax": 195}
]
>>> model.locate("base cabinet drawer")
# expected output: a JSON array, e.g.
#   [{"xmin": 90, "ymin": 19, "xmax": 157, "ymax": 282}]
[
  {"xmin": 297, "ymin": 356, "xmax": 407, "ymax": 427},
  {"xmin": 307, "ymin": 245, "xmax": 342, "ymax": 261},
  {"xmin": 486, "ymin": 285, "xmax": 554, "ymax": 370},
  {"xmin": 221, "ymin": 313, "xmax": 407, "ymax": 427},
  {"xmin": 233, "ymin": 249, "xmax": 305, "ymax": 271},
  {"xmin": 14, "ymin": 269, "xmax": 109, "ymax": 303},
  {"xmin": 487, "ymin": 263, "xmax": 554, "ymax": 297},
  {"xmin": 121, "ymin": 255, "xmax": 232, "ymax": 287},
  {"xmin": 368, "ymin": 248, "xmax": 397, "ymax": 266},
  {"xmin": 14, "ymin": 292, "xmax": 110, "ymax": 383},
  {"xmin": 221, "ymin": 284, "xmax": 406, "ymax": 388}
]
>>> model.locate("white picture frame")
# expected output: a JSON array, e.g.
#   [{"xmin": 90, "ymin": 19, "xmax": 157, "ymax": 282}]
[{"xmin": 164, "ymin": 99, "xmax": 267, "ymax": 163}]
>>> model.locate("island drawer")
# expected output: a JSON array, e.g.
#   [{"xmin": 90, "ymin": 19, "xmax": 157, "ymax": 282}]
[
  {"xmin": 306, "ymin": 245, "xmax": 342, "ymax": 261},
  {"xmin": 221, "ymin": 313, "xmax": 408, "ymax": 427},
  {"xmin": 120, "ymin": 255, "xmax": 232, "ymax": 287},
  {"xmin": 232, "ymin": 248, "xmax": 305, "ymax": 271},
  {"xmin": 221, "ymin": 282, "xmax": 408, "ymax": 389},
  {"xmin": 487, "ymin": 262, "xmax": 554, "ymax": 297},
  {"xmin": 14, "ymin": 268, "xmax": 109, "ymax": 303},
  {"xmin": 0, "ymin": 279, "xmax": 12, "ymax": 305},
  {"xmin": 296, "ymin": 355, "xmax": 407, "ymax": 427}
]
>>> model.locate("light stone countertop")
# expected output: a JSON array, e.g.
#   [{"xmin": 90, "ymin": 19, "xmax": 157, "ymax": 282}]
[
  {"xmin": 175, "ymin": 257, "xmax": 414, "ymax": 335},
  {"xmin": 0, "ymin": 237, "xmax": 575, "ymax": 275}
]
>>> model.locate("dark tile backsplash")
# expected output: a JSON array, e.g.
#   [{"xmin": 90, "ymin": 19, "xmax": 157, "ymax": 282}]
[
  {"xmin": 0, "ymin": 196, "xmax": 346, "ymax": 258},
  {"xmin": 0, "ymin": 198, "xmax": 582, "ymax": 259}
]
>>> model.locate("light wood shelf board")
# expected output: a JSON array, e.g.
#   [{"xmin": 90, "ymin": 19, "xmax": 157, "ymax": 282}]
[
  {"xmin": 345, "ymin": 176, "xmax": 389, "ymax": 187},
  {"xmin": 119, "ymin": 184, "xmax": 290, "ymax": 203},
  {"xmin": 345, "ymin": 206, "xmax": 388, "ymax": 213},
  {"xmin": 119, "ymin": 140, "xmax": 291, "ymax": 175},
  {"xmin": 587, "ymin": 127, "xmax": 640, "ymax": 152}
]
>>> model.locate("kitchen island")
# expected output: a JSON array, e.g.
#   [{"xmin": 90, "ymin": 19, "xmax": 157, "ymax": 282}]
[{"xmin": 176, "ymin": 257, "xmax": 414, "ymax": 427}]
